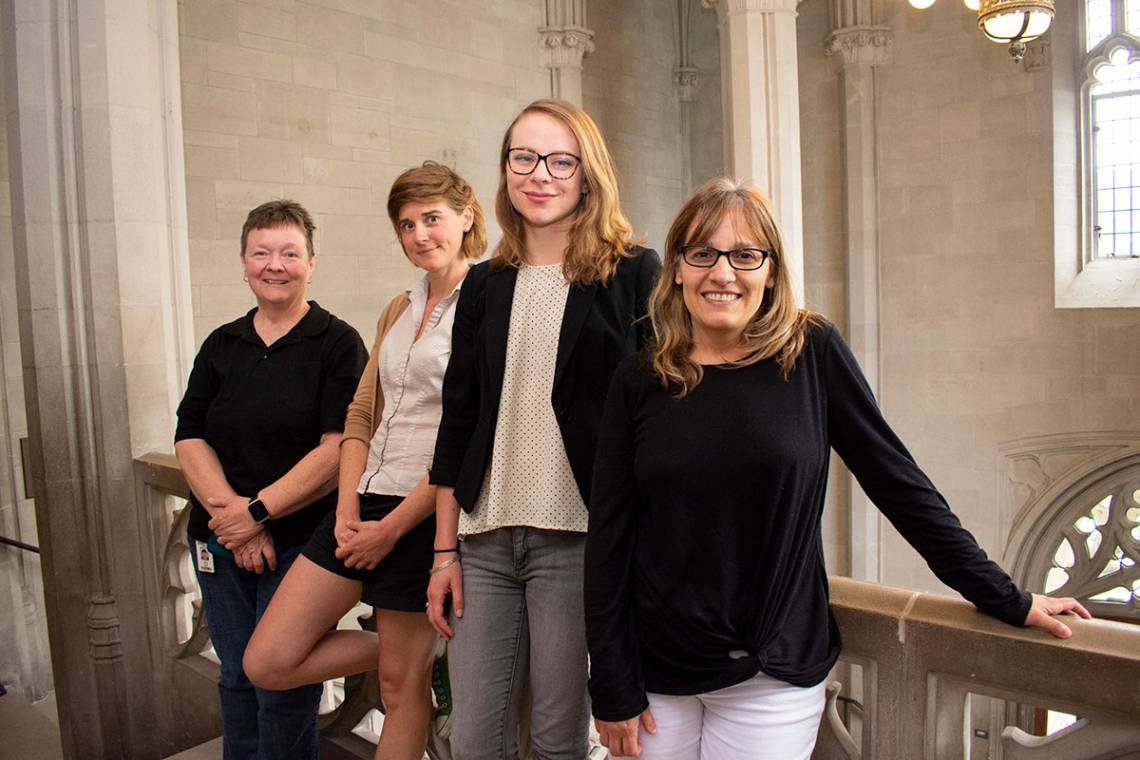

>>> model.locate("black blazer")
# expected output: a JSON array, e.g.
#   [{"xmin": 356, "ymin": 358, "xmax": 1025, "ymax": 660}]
[{"xmin": 430, "ymin": 247, "xmax": 661, "ymax": 512}]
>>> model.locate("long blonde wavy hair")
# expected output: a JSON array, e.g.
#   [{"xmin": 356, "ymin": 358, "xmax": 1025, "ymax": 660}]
[
  {"xmin": 491, "ymin": 99, "xmax": 637, "ymax": 285},
  {"xmin": 650, "ymin": 177, "xmax": 822, "ymax": 397}
]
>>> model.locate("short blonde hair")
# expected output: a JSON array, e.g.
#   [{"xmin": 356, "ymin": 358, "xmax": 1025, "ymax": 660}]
[
  {"xmin": 492, "ymin": 99, "xmax": 637, "ymax": 285},
  {"xmin": 649, "ymin": 177, "xmax": 822, "ymax": 397},
  {"xmin": 387, "ymin": 161, "xmax": 487, "ymax": 260}
]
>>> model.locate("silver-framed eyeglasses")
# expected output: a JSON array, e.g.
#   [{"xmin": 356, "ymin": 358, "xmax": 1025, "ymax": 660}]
[
  {"xmin": 506, "ymin": 148, "xmax": 582, "ymax": 180},
  {"xmin": 679, "ymin": 244, "xmax": 775, "ymax": 271}
]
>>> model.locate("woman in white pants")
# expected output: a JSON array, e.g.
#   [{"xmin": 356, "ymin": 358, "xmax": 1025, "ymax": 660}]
[{"xmin": 583, "ymin": 177, "xmax": 1090, "ymax": 759}]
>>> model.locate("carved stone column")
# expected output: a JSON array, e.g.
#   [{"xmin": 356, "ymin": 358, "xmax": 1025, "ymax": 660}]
[
  {"xmin": 675, "ymin": 0, "xmax": 699, "ymax": 195},
  {"xmin": 702, "ymin": 0, "xmax": 804, "ymax": 301},
  {"xmin": 540, "ymin": 0, "xmax": 595, "ymax": 105},
  {"xmin": 824, "ymin": 0, "xmax": 893, "ymax": 583},
  {"xmin": 1, "ymin": 0, "xmax": 194, "ymax": 755}
]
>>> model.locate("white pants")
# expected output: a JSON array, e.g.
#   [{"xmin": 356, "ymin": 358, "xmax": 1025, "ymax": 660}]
[{"xmin": 639, "ymin": 671, "xmax": 826, "ymax": 760}]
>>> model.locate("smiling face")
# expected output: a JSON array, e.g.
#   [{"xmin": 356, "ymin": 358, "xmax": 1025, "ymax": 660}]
[
  {"xmin": 505, "ymin": 111, "xmax": 584, "ymax": 233},
  {"xmin": 241, "ymin": 224, "xmax": 314, "ymax": 309},
  {"xmin": 675, "ymin": 210, "xmax": 776, "ymax": 353},
  {"xmin": 396, "ymin": 198, "xmax": 472, "ymax": 275}
]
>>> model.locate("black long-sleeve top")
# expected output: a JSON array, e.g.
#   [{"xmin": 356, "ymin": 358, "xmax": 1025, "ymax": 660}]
[{"xmin": 584, "ymin": 322, "xmax": 1031, "ymax": 722}]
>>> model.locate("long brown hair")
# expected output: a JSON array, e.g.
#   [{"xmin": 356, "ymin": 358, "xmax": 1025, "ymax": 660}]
[
  {"xmin": 386, "ymin": 161, "xmax": 487, "ymax": 260},
  {"xmin": 649, "ymin": 177, "xmax": 822, "ymax": 397},
  {"xmin": 492, "ymin": 99, "xmax": 636, "ymax": 285}
]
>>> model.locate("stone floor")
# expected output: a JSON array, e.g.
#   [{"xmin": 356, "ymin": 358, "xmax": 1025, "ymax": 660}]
[
  {"xmin": 165, "ymin": 737, "xmax": 223, "ymax": 759},
  {"xmin": 0, "ymin": 687, "xmax": 62, "ymax": 760}
]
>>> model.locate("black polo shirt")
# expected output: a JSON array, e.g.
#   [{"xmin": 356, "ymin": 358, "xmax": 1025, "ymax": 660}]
[{"xmin": 175, "ymin": 302, "xmax": 367, "ymax": 549}]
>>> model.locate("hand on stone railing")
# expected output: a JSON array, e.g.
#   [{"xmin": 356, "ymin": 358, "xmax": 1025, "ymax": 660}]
[{"xmin": 1023, "ymin": 593, "xmax": 1092, "ymax": 639}]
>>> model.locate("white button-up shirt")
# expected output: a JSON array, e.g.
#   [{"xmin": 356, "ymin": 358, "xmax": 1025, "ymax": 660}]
[{"xmin": 358, "ymin": 275, "xmax": 462, "ymax": 497}]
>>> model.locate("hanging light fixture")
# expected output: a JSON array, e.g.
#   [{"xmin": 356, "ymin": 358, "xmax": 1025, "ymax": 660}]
[
  {"xmin": 977, "ymin": 0, "xmax": 1055, "ymax": 63},
  {"xmin": 908, "ymin": 0, "xmax": 937, "ymax": 8},
  {"xmin": 962, "ymin": 0, "xmax": 980, "ymax": 11}
]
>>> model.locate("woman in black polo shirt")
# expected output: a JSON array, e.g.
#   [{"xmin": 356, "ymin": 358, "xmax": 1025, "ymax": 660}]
[
  {"xmin": 584, "ymin": 178, "xmax": 1090, "ymax": 759},
  {"xmin": 175, "ymin": 199, "xmax": 366, "ymax": 760}
]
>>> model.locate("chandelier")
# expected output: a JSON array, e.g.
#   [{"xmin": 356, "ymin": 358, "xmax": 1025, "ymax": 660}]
[{"xmin": 907, "ymin": 0, "xmax": 1055, "ymax": 64}]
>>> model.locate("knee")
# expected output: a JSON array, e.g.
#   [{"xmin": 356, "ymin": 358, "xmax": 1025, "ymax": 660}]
[
  {"xmin": 378, "ymin": 658, "xmax": 432, "ymax": 711},
  {"xmin": 243, "ymin": 640, "xmax": 296, "ymax": 691}
]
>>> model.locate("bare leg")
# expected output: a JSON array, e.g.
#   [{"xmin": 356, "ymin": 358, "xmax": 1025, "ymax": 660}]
[
  {"xmin": 374, "ymin": 609, "xmax": 440, "ymax": 760},
  {"xmin": 244, "ymin": 555, "xmax": 377, "ymax": 690}
]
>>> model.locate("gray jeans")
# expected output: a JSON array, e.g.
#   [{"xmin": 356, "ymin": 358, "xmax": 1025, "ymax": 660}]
[{"xmin": 448, "ymin": 527, "xmax": 590, "ymax": 760}]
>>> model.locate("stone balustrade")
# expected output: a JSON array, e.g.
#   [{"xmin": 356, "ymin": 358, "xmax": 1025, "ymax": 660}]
[{"xmin": 135, "ymin": 453, "xmax": 1140, "ymax": 759}]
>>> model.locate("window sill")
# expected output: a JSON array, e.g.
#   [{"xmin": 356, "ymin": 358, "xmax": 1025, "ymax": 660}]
[{"xmin": 1055, "ymin": 256, "xmax": 1140, "ymax": 309}]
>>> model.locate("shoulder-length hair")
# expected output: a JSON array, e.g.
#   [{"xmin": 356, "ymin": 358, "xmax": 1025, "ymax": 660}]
[
  {"xmin": 387, "ymin": 161, "xmax": 487, "ymax": 260},
  {"xmin": 492, "ymin": 99, "xmax": 636, "ymax": 285},
  {"xmin": 649, "ymin": 177, "xmax": 822, "ymax": 397}
]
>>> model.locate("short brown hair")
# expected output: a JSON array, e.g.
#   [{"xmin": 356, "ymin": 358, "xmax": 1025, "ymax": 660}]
[
  {"xmin": 650, "ymin": 177, "xmax": 822, "ymax": 397},
  {"xmin": 386, "ymin": 161, "xmax": 487, "ymax": 260},
  {"xmin": 240, "ymin": 199, "xmax": 316, "ymax": 257},
  {"xmin": 492, "ymin": 99, "xmax": 637, "ymax": 285}
]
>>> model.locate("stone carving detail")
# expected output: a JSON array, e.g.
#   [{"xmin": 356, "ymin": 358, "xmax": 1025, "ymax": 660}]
[
  {"xmin": 674, "ymin": 66, "xmax": 699, "ymax": 102},
  {"xmin": 824, "ymin": 26, "xmax": 894, "ymax": 67},
  {"xmin": 86, "ymin": 594, "xmax": 124, "ymax": 663},
  {"xmin": 538, "ymin": 27, "xmax": 596, "ymax": 70},
  {"xmin": 1038, "ymin": 475, "xmax": 1139, "ymax": 611},
  {"xmin": 1000, "ymin": 433, "xmax": 1140, "ymax": 620}
]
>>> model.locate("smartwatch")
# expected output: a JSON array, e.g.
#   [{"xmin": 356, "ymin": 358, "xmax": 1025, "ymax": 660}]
[{"xmin": 247, "ymin": 497, "xmax": 272, "ymax": 525}]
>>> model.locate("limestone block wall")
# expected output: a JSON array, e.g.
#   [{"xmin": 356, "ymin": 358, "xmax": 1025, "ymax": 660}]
[
  {"xmin": 180, "ymin": 0, "xmax": 693, "ymax": 342},
  {"xmin": 179, "ymin": 0, "xmax": 550, "ymax": 341},
  {"xmin": 796, "ymin": 0, "xmax": 1140, "ymax": 594}
]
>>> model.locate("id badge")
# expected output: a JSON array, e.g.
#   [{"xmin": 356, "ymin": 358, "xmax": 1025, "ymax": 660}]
[{"xmin": 195, "ymin": 540, "xmax": 215, "ymax": 574}]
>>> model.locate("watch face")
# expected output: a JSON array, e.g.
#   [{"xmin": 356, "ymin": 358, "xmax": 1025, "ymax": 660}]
[{"xmin": 248, "ymin": 499, "xmax": 270, "ymax": 524}]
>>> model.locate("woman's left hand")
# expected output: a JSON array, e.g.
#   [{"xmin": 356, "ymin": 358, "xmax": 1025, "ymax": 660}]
[
  {"xmin": 334, "ymin": 519, "xmax": 398, "ymax": 570},
  {"xmin": 596, "ymin": 710, "xmax": 657, "ymax": 757},
  {"xmin": 208, "ymin": 495, "xmax": 261, "ymax": 549},
  {"xmin": 1024, "ymin": 593, "xmax": 1092, "ymax": 638}
]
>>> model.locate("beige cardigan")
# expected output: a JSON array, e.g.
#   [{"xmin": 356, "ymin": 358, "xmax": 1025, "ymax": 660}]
[{"xmin": 341, "ymin": 292, "xmax": 412, "ymax": 446}]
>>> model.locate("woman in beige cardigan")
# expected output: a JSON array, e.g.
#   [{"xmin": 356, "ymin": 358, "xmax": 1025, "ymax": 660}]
[{"xmin": 243, "ymin": 162, "xmax": 486, "ymax": 760}]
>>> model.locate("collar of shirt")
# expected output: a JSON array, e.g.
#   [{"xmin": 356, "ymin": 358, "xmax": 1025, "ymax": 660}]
[
  {"xmin": 406, "ymin": 274, "xmax": 464, "ymax": 329},
  {"xmin": 222, "ymin": 300, "xmax": 331, "ymax": 347}
]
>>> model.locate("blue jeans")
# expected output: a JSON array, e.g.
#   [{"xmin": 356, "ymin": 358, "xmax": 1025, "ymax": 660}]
[
  {"xmin": 192, "ymin": 540, "xmax": 322, "ymax": 760},
  {"xmin": 447, "ymin": 528, "xmax": 590, "ymax": 760}
]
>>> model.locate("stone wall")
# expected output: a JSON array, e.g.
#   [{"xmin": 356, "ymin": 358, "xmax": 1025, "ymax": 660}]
[
  {"xmin": 179, "ymin": 0, "xmax": 549, "ymax": 340},
  {"xmin": 180, "ymin": 0, "xmax": 693, "ymax": 342},
  {"xmin": 796, "ymin": 0, "xmax": 1140, "ymax": 594}
]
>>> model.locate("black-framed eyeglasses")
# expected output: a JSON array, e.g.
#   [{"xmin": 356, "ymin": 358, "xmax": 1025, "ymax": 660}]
[
  {"xmin": 679, "ymin": 244, "xmax": 775, "ymax": 271},
  {"xmin": 506, "ymin": 148, "xmax": 582, "ymax": 180}
]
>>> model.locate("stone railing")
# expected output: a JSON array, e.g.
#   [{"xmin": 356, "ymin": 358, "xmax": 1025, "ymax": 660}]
[
  {"xmin": 814, "ymin": 577, "xmax": 1140, "ymax": 760},
  {"xmin": 136, "ymin": 453, "xmax": 1140, "ymax": 759}
]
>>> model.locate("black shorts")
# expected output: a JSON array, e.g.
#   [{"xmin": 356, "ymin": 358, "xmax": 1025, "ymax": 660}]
[{"xmin": 301, "ymin": 493, "xmax": 435, "ymax": 612}]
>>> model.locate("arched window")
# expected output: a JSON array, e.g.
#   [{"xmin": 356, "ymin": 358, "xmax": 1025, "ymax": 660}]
[{"xmin": 1003, "ymin": 435, "xmax": 1140, "ymax": 622}]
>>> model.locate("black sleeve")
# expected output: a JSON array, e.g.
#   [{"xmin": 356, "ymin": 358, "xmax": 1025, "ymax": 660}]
[
  {"xmin": 823, "ymin": 326, "xmax": 1032, "ymax": 627},
  {"xmin": 585, "ymin": 357, "xmax": 650, "ymax": 722},
  {"xmin": 175, "ymin": 331, "xmax": 221, "ymax": 442},
  {"xmin": 319, "ymin": 325, "xmax": 368, "ymax": 435},
  {"xmin": 632, "ymin": 248, "xmax": 661, "ymax": 350},
  {"xmin": 430, "ymin": 265, "xmax": 485, "ymax": 486}
]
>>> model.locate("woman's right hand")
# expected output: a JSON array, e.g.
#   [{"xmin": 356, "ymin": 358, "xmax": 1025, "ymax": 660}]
[{"xmin": 426, "ymin": 559, "xmax": 463, "ymax": 639}]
